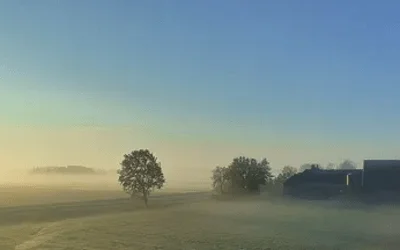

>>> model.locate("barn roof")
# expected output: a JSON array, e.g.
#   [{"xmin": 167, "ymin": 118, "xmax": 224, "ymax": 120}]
[
  {"xmin": 304, "ymin": 168, "xmax": 361, "ymax": 174},
  {"xmin": 364, "ymin": 160, "xmax": 400, "ymax": 170},
  {"xmin": 284, "ymin": 169, "xmax": 362, "ymax": 187}
]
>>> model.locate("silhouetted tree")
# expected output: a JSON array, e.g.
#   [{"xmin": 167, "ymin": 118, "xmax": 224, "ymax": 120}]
[
  {"xmin": 300, "ymin": 163, "xmax": 322, "ymax": 172},
  {"xmin": 212, "ymin": 157, "xmax": 273, "ymax": 195},
  {"xmin": 299, "ymin": 163, "xmax": 312, "ymax": 172},
  {"xmin": 337, "ymin": 159, "xmax": 357, "ymax": 170},
  {"xmin": 325, "ymin": 163, "xmax": 336, "ymax": 170},
  {"xmin": 275, "ymin": 165, "xmax": 297, "ymax": 184},
  {"xmin": 212, "ymin": 166, "xmax": 230, "ymax": 194},
  {"xmin": 118, "ymin": 149, "xmax": 165, "ymax": 208}
]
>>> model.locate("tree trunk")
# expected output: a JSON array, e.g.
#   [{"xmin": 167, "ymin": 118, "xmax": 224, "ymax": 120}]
[{"xmin": 143, "ymin": 192, "xmax": 148, "ymax": 208}]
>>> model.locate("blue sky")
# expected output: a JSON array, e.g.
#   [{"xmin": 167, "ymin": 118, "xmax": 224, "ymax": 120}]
[{"xmin": 1, "ymin": 1, "xmax": 400, "ymax": 173}]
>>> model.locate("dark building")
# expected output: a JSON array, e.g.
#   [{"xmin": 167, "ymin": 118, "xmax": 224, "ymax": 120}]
[
  {"xmin": 362, "ymin": 160, "xmax": 400, "ymax": 193},
  {"xmin": 284, "ymin": 159, "xmax": 400, "ymax": 199},
  {"xmin": 283, "ymin": 167, "xmax": 362, "ymax": 198}
]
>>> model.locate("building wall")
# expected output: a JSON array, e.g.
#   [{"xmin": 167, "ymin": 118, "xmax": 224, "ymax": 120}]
[
  {"xmin": 363, "ymin": 160, "xmax": 400, "ymax": 192},
  {"xmin": 283, "ymin": 169, "xmax": 362, "ymax": 198}
]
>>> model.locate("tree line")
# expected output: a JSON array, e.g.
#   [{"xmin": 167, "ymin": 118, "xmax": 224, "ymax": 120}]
[
  {"xmin": 117, "ymin": 148, "xmax": 358, "ymax": 207},
  {"xmin": 211, "ymin": 158, "xmax": 358, "ymax": 196},
  {"xmin": 299, "ymin": 160, "xmax": 357, "ymax": 172},
  {"xmin": 30, "ymin": 165, "xmax": 97, "ymax": 175},
  {"xmin": 212, "ymin": 157, "xmax": 273, "ymax": 195}
]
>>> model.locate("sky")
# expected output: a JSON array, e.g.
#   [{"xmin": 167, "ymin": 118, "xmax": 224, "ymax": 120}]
[{"xmin": 1, "ymin": 1, "xmax": 400, "ymax": 181}]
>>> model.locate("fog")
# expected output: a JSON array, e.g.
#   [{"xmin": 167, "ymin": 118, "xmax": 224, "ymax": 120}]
[
  {"xmin": 0, "ymin": 168, "xmax": 211, "ymax": 192},
  {"xmin": 1, "ymin": 126, "xmax": 379, "ymax": 188},
  {"xmin": 184, "ymin": 197, "xmax": 400, "ymax": 244},
  {"xmin": 2, "ymin": 166, "xmax": 400, "ymax": 249},
  {"xmin": 0, "ymin": 126, "xmax": 397, "ymax": 197}
]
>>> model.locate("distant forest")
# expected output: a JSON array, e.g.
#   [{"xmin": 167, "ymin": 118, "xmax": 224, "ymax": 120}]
[{"xmin": 30, "ymin": 166, "xmax": 108, "ymax": 175}]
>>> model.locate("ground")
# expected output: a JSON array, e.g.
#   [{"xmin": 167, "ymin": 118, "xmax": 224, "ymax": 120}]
[{"xmin": 0, "ymin": 185, "xmax": 400, "ymax": 250}]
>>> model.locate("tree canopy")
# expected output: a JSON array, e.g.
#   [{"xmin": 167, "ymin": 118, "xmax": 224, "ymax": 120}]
[
  {"xmin": 275, "ymin": 165, "xmax": 297, "ymax": 185},
  {"xmin": 212, "ymin": 166, "xmax": 230, "ymax": 194},
  {"xmin": 337, "ymin": 159, "xmax": 357, "ymax": 170},
  {"xmin": 212, "ymin": 156, "xmax": 273, "ymax": 195},
  {"xmin": 299, "ymin": 163, "xmax": 322, "ymax": 172},
  {"xmin": 325, "ymin": 163, "xmax": 336, "ymax": 170},
  {"xmin": 118, "ymin": 149, "xmax": 165, "ymax": 207}
]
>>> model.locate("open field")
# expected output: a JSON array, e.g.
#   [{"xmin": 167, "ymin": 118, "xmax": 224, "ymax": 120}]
[
  {"xmin": 1, "ymin": 186, "xmax": 400, "ymax": 250},
  {"xmin": 0, "ymin": 172, "xmax": 210, "ymax": 207}
]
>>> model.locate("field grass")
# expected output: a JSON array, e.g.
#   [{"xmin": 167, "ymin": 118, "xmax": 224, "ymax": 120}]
[
  {"xmin": 1, "ymin": 186, "xmax": 400, "ymax": 250},
  {"xmin": 0, "ymin": 185, "xmax": 125, "ymax": 207}
]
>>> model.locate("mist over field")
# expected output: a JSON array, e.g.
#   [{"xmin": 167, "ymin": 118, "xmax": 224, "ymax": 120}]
[
  {"xmin": 2, "ymin": 0, "xmax": 400, "ymax": 248},
  {"xmin": 2, "ymin": 161, "xmax": 400, "ymax": 249},
  {"xmin": 0, "ymin": 168, "xmax": 211, "ymax": 192},
  {"xmin": 1, "ymin": 185, "xmax": 400, "ymax": 250}
]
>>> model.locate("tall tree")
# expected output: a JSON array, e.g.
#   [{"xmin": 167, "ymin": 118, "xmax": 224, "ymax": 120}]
[
  {"xmin": 275, "ymin": 165, "xmax": 297, "ymax": 184},
  {"xmin": 118, "ymin": 149, "xmax": 165, "ymax": 207},
  {"xmin": 337, "ymin": 159, "xmax": 357, "ymax": 170},
  {"xmin": 228, "ymin": 157, "xmax": 273, "ymax": 193},
  {"xmin": 211, "ymin": 157, "xmax": 273, "ymax": 195},
  {"xmin": 212, "ymin": 166, "xmax": 229, "ymax": 194}
]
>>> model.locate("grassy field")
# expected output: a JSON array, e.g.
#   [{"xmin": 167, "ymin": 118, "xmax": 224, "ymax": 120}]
[{"xmin": 1, "ymin": 186, "xmax": 400, "ymax": 250}]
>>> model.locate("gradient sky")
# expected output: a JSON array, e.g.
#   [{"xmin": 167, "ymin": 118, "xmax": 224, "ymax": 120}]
[{"xmin": 1, "ymin": 1, "xmax": 400, "ymax": 180}]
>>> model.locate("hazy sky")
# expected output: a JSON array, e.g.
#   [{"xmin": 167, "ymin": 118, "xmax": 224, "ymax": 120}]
[{"xmin": 1, "ymin": 1, "xmax": 400, "ymax": 179}]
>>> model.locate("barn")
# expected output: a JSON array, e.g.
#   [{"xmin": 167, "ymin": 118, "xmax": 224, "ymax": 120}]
[
  {"xmin": 362, "ymin": 160, "xmax": 400, "ymax": 193},
  {"xmin": 283, "ymin": 167, "xmax": 362, "ymax": 198},
  {"xmin": 284, "ymin": 160, "xmax": 400, "ymax": 200}
]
